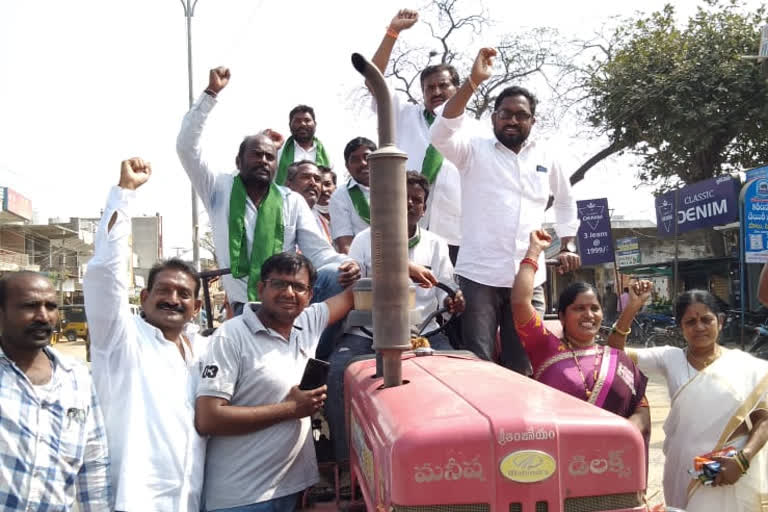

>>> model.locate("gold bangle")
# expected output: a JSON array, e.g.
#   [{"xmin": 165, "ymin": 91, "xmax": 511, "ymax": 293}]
[
  {"xmin": 733, "ymin": 455, "xmax": 747, "ymax": 474},
  {"xmin": 468, "ymin": 77, "xmax": 478, "ymax": 92},
  {"xmin": 386, "ymin": 28, "xmax": 399, "ymax": 39},
  {"xmin": 611, "ymin": 322, "xmax": 631, "ymax": 337}
]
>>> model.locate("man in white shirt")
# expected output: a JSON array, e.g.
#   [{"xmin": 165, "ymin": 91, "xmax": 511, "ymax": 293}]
[
  {"xmin": 326, "ymin": 171, "xmax": 465, "ymax": 462},
  {"xmin": 275, "ymin": 104, "xmax": 332, "ymax": 185},
  {"xmin": 84, "ymin": 158, "xmax": 207, "ymax": 511},
  {"xmin": 195, "ymin": 252, "xmax": 355, "ymax": 512},
  {"xmin": 328, "ymin": 137, "xmax": 377, "ymax": 254},
  {"xmin": 176, "ymin": 66, "xmax": 360, "ymax": 319},
  {"xmin": 284, "ymin": 160, "xmax": 332, "ymax": 244},
  {"xmin": 370, "ymin": 8, "xmax": 463, "ymax": 264},
  {"xmin": 430, "ymin": 48, "xmax": 581, "ymax": 374}
]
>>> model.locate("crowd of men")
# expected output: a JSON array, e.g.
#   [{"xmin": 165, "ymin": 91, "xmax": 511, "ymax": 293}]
[{"xmin": 0, "ymin": 9, "xmax": 583, "ymax": 512}]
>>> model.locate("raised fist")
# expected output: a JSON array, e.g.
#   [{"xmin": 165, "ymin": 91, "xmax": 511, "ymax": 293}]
[
  {"xmin": 261, "ymin": 129, "xmax": 285, "ymax": 149},
  {"xmin": 207, "ymin": 66, "xmax": 231, "ymax": 94},
  {"xmin": 628, "ymin": 280, "xmax": 653, "ymax": 308},
  {"xmin": 528, "ymin": 229, "xmax": 552, "ymax": 253},
  {"xmin": 389, "ymin": 9, "xmax": 418, "ymax": 33},
  {"xmin": 470, "ymin": 47, "xmax": 497, "ymax": 85},
  {"xmin": 119, "ymin": 158, "xmax": 152, "ymax": 191}
]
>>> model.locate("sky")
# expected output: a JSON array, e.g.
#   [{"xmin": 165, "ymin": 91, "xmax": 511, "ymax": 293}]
[{"xmin": 1, "ymin": 0, "xmax": 763, "ymax": 258}]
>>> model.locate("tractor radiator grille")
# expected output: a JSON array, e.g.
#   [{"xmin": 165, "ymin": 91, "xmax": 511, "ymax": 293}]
[
  {"xmin": 535, "ymin": 502, "xmax": 549, "ymax": 512},
  {"xmin": 564, "ymin": 492, "xmax": 641, "ymax": 512},
  {"xmin": 509, "ymin": 504, "xmax": 522, "ymax": 512},
  {"xmin": 393, "ymin": 504, "xmax": 490, "ymax": 512}
]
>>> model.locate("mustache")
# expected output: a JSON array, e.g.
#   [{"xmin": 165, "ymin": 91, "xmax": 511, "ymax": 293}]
[
  {"xmin": 157, "ymin": 302, "xmax": 185, "ymax": 313},
  {"xmin": 26, "ymin": 322, "xmax": 53, "ymax": 334}
]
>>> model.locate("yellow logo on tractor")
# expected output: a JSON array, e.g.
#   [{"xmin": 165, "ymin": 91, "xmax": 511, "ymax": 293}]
[{"xmin": 499, "ymin": 450, "xmax": 556, "ymax": 483}]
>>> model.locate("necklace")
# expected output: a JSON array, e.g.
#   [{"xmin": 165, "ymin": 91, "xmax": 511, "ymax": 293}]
[
  {"xmin": 563, "ymin": 338, "xmax": 603, "ymax": 399},
  {"xmin": 686, "ymin": 345, "xmax": 721, "ymax": 372}
]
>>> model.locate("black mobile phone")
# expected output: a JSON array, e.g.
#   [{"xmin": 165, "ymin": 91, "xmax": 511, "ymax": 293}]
[{"xmin": 299, "ymin": 358, "xmax": 330, "ymax": 390}]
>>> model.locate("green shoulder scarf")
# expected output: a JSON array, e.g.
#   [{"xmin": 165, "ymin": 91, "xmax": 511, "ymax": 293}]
[
  {"xmin": 422, "ymin": 110, "xmax": 445, "ymax": 184},
  {"xmin": 348, "ymin": 180, "xmax": 370, "ymax": 225},
  {"xmin": 276, "ymin": 136, "xmax": 330, "ymax": 185},
  {"xmin": 228, "ymin": 176, "xmax": 284, "ymax": 301}
]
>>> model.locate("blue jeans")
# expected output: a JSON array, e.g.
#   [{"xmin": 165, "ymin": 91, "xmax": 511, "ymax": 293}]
[
  {"xmin": 312, "ymin": 263, "xmax": 345, "ymax": 361},
  {"xmin": 208, "ymin": 492, "xmax": 299, "ymax": 512},
  {"xmin": 457, "ymin": 276, "xmax": 545, "ymax": 375},
  {"xmin": 231, "ymin": 263, "xmax": 345, "ymax": 361},
  {"xmin": 326, "ymin": 333, "xmax": 453, "ymax": 462}
]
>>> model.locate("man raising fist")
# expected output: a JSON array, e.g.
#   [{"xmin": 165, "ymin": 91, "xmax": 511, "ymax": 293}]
[
  {"xmin": 368, "ymin": 8, "xmax": 464, "ymax": 264},
  {"xmin": 430, "ymin": 48, "xmax": 581, "ymax": 375},
  {"xmin": 84, "ymin": 158, "xmax": 208, "ymax": 511},
  {"xmin": 176, "ymin": 67, "xmax": 360, "ymax": 341}
]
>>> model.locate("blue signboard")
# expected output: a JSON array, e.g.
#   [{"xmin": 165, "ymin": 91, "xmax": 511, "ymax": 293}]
[
  {"xmin": 746, "ymin": 165, "xmax": 768, "ymax": 183},
  {"xmin": 576, "ymin": 198, "xmax": 615, "ymax": 266},
  {"xmin": 744, "ymin": 178, "xmax": 768, "ymax": 263},
  {"xmin": 655, "ymin": 176, "xmax": 739, "ymax": 237}
]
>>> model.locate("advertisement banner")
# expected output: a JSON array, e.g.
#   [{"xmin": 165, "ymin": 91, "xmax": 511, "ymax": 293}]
[
  {"xmin": 744, "ymin": 178, "xmax": 768, "ymax": 263},
  {"xmin": 2, "ymin": 187, "xmax": 32, "ymax": 221},
  {"xmin": 576, "ymin": 198, "xmax": 615, "ymax": 266},
  {"xmin": 655, "ymin": 176, "xmax": 739, "ymax": 237},
  {"xmin": 616, "ymin": 237, "xmax": 640, "ymax": 267}
]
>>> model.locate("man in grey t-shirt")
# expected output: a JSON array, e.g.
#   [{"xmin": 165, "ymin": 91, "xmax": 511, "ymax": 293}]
[{"xmin": 195, "ymin": 252, "xmax": 355, "ymax": 511}]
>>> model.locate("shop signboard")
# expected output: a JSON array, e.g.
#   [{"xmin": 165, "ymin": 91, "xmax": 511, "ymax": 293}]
[
  {"xmin": 1, "ymin": 187, "xmax": 32, "ymax": 221},
  {"xmin": 576, "ymin": 198, "xmax": 615, "ymax": 266},
  {"xmin": 743, "ymin": 177, "xmax": 768, "ymax": 263},
  {"xmin": 655, "ymin": 176, "xmax": 739, "ymax": 237},
  {"xmin": 746, "ymin": 165, "xmax": 768, "ymax": 183},
  {"xmin": 616, "ymin": 237, "xmax": 640, "ymax": 267}
]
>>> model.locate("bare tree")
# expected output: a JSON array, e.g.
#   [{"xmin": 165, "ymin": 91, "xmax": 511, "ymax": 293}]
[{"xmin": 385, "ymin": 0, "xmax": 563, "ymax": 119}]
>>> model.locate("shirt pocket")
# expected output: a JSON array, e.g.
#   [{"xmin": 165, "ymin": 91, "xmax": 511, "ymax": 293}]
[
  {"xmin": 524, "ymin": 165, "xmax": 550, "ymax": 203},
  {"xmin": 50, "ymin": 398, "xmax": 89, "ymax": 469}
]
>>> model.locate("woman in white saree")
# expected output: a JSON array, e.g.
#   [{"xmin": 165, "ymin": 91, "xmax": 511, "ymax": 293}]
[{"xmin": 609, "ymin": 287, "xmax": 768, "ymax": 511}]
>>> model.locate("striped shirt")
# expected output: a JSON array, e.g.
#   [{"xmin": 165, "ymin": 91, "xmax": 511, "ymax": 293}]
[{"xmin": 0, "ymin": 346, "xmax": 112, "ymax": 511}]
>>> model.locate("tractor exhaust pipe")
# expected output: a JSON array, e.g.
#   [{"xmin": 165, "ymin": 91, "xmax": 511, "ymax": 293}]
[{"xmin": 351, "ymin": 53, "xmax": 410, "ymax": 388}]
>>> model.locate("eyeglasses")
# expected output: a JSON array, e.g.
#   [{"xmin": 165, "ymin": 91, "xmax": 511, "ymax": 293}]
[
  {"xmin": 494, "ymin": 109, "xmax": 533, "ymax": 122},
  {"xmin": 264, "ymin": 278, "xmax": 311, "ymax": 295}
]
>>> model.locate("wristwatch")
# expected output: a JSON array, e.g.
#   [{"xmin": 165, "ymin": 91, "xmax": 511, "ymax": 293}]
[{"xmin": 560, "ymin": 240, "xmax": 577, "ymax": 253}]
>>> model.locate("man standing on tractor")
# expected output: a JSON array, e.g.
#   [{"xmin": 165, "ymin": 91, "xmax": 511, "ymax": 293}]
[
  {"xmin": 430, "ymin": 47, "xmax": 581, "ymax": 375},
  {"xmin": 368, "ymin": 8, "xmax": 463, "ymax": 265}
]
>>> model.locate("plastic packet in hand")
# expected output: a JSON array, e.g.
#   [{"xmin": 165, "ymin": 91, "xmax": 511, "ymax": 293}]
[{"xmin": 688, "ymin": 446, "xmax": 737, "ymax": 485}]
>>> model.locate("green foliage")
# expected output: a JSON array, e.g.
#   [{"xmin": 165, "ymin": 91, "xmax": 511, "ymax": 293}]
[{"xmin": 587, "ymin": 0, "xmax": 768, "ymax": 189}]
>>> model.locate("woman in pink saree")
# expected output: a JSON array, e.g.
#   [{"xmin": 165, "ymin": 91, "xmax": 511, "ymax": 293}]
[{"xmin": 510, "ymin": 230, "xmax": 649, "ymax": 428}]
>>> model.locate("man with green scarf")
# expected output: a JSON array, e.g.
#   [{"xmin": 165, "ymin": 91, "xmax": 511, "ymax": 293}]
[
  {"xmin": 176, "ymin": 66, "xmax": 360, "ymax": 336},
  {"xmin": 275, "ymin": 105, "xmax": 332, "ymax": 186},
  {"xmin": 369, "ymin": 8, "xmax": 464, "ymax": 265},
  {"xmin": 328, "ymin": 137, "xmax": 377, "ymax": 254}
]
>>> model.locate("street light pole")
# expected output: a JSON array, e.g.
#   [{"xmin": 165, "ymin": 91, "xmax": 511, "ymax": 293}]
[{"xmin": 181, "ymin": 0, "xmax": 201, "ymax": 271}]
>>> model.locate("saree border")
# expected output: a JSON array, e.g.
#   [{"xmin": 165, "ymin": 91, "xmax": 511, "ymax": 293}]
[
  {"xmin": 686, "ymin": 356, "xmax": 768, "ymax": 503},
  {"xmin": 533, "ymin": 347, "xmax": 597, "ymax": 381}
]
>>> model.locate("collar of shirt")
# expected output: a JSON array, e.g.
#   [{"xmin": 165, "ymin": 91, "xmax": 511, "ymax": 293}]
[
  {"xmin": 346, "ymin": 177, "xmax": 369, "ymax": 191},
  {"xmin": 241, "ymin": 303, "xmax": 304, "ymax": 343},
  {"xmin": 137, "ymin": 317, "xmax": 200, "ymax": 359},
  {"xmin": 0, "ymin": 344, "xmax": 74, "ymax": 373},
  {"xmin": 294, "ymin": 139, "xmax": 317, "ymax": 153}
]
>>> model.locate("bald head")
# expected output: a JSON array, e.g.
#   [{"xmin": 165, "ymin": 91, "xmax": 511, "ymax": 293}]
[
  {"xmin": 236, "ymin": 134, "xmax": 278, "ymax": 186},
  {"xmin": 0, "ymin": 271, "xmax": 58, "ymax": 352},
  {"xmin": 0, "ymin": 271, "xmax": 52, "ymax": 308}
]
